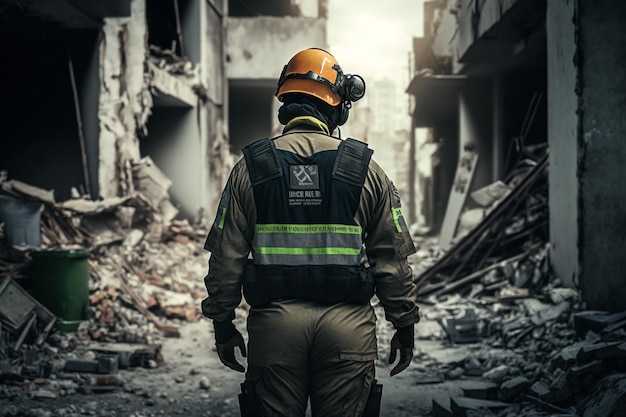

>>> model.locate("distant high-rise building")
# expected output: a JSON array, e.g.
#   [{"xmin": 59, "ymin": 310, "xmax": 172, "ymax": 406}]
[{"xmin": 369, "ymin": 78, "xmax": 409, "ymax": 133}]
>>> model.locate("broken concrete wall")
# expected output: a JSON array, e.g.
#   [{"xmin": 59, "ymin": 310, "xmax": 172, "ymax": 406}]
[
  {"xmin": 80, "ymin": 34, "xmax": 103, "ymax": 200},
  {"xmin": 141, "ymin": 0, "xmax": 203, "ymax": 222},
  {"xmin": 203, "ymin": 0, "xmax": 232, "ymax": 220},
  {"xmin": 428, "ymin": 0, "xmax": 458, "ymax": 66},
  {"xmin": 225, "ymin": 14, "xmax": 327, "ymax": 156},
  {"xmin": 546, "ymin": 0, "xmax": 578, "ymax": 290},
  {"xmin": 96, "ymin": 0, "xmax": 229, "ymax": 223},
  {"xmin": 98, "ymin": 0, "xmax": 152, "ymax": 199},
  {"xmin": 293, "ymin": 0, "xmax": 322, "ymax": 18},
  {"xmin": 226, "ymin": 16, "xmax": 327, "ymax": 80},
  {"xmin": 455, "ymin": 0, "xmax": 520, "ymax": 62},
  {"xmin": 577, "ymin": 0, "xmax": 626, "ymax": 312},
  {"xmin": 458, "ymin": 80, "xmax": 495, "ymax": 191}
]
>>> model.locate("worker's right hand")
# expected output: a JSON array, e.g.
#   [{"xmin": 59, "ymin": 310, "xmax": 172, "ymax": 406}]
[{"xmin": 216, "ymin": 330, "xmax": 247, "ymax": 372}]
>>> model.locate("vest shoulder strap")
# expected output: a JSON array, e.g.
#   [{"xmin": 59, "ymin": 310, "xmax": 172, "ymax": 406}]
[
  {"xmin": 242, "ymin": 138, "xmax": 283, "ymax": 186},
  {"xmin": 332, "ymin": 138, "xmax": 373, "ymax": 187}
]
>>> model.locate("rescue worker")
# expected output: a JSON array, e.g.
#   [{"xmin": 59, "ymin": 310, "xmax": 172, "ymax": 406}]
[{"xmin": 201, "ymin": 47, "xmax": 420, "ymax": 417}]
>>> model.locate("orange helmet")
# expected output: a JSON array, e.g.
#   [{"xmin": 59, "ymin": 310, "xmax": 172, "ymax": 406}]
[{"xmin": 276, "ymin": 48, "xmax": 365, "ymax": 107}]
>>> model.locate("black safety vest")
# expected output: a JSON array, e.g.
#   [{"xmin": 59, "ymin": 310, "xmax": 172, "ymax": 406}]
[{"xmin": 241, "ymin": 137, "xmax": 375, "ymax": 306}]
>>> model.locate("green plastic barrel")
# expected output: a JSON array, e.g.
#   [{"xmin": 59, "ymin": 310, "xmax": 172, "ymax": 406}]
[{"xmin": 32, "ymin": 250, "xmax": 90, "ymax": 332}]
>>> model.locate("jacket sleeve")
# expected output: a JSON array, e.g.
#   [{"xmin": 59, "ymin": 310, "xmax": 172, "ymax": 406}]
[
  {"xmin": 201, "ymin": 161, "xmax": 254, "ymax": 322},
  {"xmin": 362, "ymin": 162, "xmax": 420, "ymax": 329}
]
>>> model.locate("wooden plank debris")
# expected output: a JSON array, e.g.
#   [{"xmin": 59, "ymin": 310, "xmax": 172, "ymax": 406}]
[
  {"xmin": 460, "ymin": 381, "xmax": 499, "ymax": 400},
  {"xmin": 449, "ymin": 396, "xmax": 514, "ymax": 417},
  {"xmin": 416, "ymin": 154, "xmax": 549, "ymax": 294},
  {"xmin": 0, "ymin": 180, "xmax": 55, "ymax": 205},
  {"xmin": 87, "ymin": 342, "xmax": 161, "ymax": 368},
  {"xmin": 439, "ymin": 146, "xmax": 479, "ymax": 250}
]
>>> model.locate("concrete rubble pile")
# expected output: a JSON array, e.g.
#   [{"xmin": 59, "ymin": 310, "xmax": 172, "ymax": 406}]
[
  {"xmin": 147, "ymin": 45, "xmax": 209, "ymax": 104},
  {"xmin": 407, "ymin": 153, "xmax": 626, "ymax": 417},
  {"xmin": 0, "ymin": 163, "xmax": 210, "ymax": 399}
]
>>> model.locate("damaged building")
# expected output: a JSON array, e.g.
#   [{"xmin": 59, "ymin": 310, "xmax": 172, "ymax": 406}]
[
  {"xmin": 2, "ymin": 0, "xmax": 626, "ymax": 416},
  {"xmin": 0, "ymin": 0, "xmax": 328, "ymax": 222},
  {"xmin": 407, "ymin": 0, "xmax": 626, "ymax": 312},
  {"xmin": 0, "ymin": 0, "xmax": 330, "ymax": 408},
  {"xmin": 403, "ymin": 1, "xmax": 626, "ymax": 415}
]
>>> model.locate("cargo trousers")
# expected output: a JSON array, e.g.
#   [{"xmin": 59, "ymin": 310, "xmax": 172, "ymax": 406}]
[{"xmin": 245, "ymin": 299, "xmax": 378, "ymax": 417}]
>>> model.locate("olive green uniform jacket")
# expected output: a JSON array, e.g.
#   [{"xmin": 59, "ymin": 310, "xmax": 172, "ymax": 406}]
[{"xmin": 201, "ymin": 120, "xmax": 420, "ymax": 330}]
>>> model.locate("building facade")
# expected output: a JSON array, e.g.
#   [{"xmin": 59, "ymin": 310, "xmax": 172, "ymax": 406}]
[
  {"xmin": 407, "ymin": 0, "xmax": 626, "ymax": 311},
  {"xmin": 0, "ymin": 0, "xmax": 327, "ymax": 223}
]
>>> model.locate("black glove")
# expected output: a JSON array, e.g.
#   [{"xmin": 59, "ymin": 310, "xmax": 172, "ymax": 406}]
[
  {"xmin": 388, "ymin": 324, "xmax": 414, "ymax": 377},
  {"xmin": 213, "ymin": 319, "xmax": 239, "ymax": 344},
  {"xmin": 213, "ymin": 319, "xmax": 247, "ymax": 372},
  {"xmin": 394, "ymin": 324, "xmax": 415, "ymax": 348}
]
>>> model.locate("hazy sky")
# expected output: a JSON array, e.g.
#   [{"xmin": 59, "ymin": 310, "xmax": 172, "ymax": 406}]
[{"xmin": 327, "ymin": 1, "xmax": 424, "ymax": 85}]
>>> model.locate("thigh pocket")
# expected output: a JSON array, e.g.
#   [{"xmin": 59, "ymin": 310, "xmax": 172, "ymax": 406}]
[{"xmin": 338, "ymin": 350, "xmax": 378, "ymax": 361}]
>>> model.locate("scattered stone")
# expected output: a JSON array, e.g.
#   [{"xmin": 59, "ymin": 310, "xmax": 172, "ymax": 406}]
[
  {"xmin": 199, "ymin": 376, "xmax": 211, "ymax": 390},
  {"xmin": 460, "ymin": 380, "xmax": 499, "ymax": 401},
  {"xmin": 446, "ymin": 367, "xmax": 465, "ymax": 379},
  {"xmin": 31, "ymin": 388, "xmax": 57, "ymax": 400},
  {"xmin": 483, "ymin": 365, "xmax": 509, "ymax": 383},
  {"xmin": 499, "ymin": 376, "xmax": 530, "ymax": 402}
]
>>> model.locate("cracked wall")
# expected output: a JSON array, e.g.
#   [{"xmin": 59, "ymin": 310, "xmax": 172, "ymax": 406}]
[
  {"xmin": 549, "ymin": 0, "xmax": 626, "ymax": 311},
  {"xmin": 577, "ymin": 0, "xmax": 626, "ymax": 311},
  {"xmin": 98, "ymin": 0, "xmax": 151, "ymax": 199}
]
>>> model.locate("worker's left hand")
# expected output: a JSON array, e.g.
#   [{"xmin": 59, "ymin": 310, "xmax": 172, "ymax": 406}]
[
  {"xmin": 388, "ymin": 329, "xmax": 414, "ymax": 377},
  {"xmin": 216, "ymin": 330, "xmax": 247, "ymax": 372}
]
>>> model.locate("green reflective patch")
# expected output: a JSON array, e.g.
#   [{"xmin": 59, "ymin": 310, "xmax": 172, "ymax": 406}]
[
  {"xmin": 218, "ymin": 207, "xmax": 227, "ymax": 230},
  {"xmin": 392, "ymin": 207, "xmax": 404, "ymax": 233},
  {"xmin": 255, "ymin": 224, "xmax": 362, "ymax": 235},
  {"xmin": 253, "ymin": 246, "xmax": 362, "ymax": 255}
]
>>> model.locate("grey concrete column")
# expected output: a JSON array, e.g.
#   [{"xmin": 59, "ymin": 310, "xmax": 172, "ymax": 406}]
[
  {"xmin": 577, "ymin": 0, "xmax": 626, "ymax": 311},
  {"xmin": 547, "ymin": 0, "xmax": 579, "ymax": 289},
  {"xmin": 549, "ymin": 0, "xmax": 626, "ymax": 311},
  {"xmin": 492, "ymin": 75, "xmax": 504, "ymax": 181}
]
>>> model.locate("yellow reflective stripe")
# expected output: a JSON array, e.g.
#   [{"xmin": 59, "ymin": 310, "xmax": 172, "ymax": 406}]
[
  {"xmin": 218, "ymin": 207, "xmax": 227, "ymax": 229},
  {"xmin": 255, "ymin": 224, "xmax": 362, "ymax": 234},
  {"xmin": 253, "ymin": 246, "xmax": 362, "ymax": 255},
  {"xmin": 392, "ymin": 207, "xmax": 403, "ymax": 233},
  {"xmin": 283, "ymin": 116, "xmax": 330, "ymax": 135}
]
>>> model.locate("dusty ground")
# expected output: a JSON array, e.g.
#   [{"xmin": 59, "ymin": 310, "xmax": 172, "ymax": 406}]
[
  {"xmin": 0, "ymin": 303, "xmax": 486, "ymax": 417},
  {"xmin": 0, "ymin": 236, "xmax": 504, "ymax": 417}
]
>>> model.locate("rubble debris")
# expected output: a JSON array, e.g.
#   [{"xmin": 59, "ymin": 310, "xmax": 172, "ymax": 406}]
[
  {"xmin": 147, "ymin": 45, "xmax": 209, "ymax": 105},
  {"xmin": 449, "ymin": 396, "xmax": 516, "ymax": 416},
  {"xmin": 432, "ymin": 398, "xmax": 453, "ymax": 417},
  {"xmin": 470, "ymin": 181, "xmax": 511, "ymax": 208},
  {"xmin": 87, "ymin": 342, "xmax": 161, "ymax": 369},
  {"xmin": 0, "ymin": 280, "xmax": 56, "ymax": 349},
  {"xmin": 577, "ymin": 373, "xmax": 626, "ymax": 417},
  {"xmin": 499, "ymin": 376, "xmax": 530, "ymax": 402},
  {"xmin": 0, "ymin": 171, "xmax": 209, "ymax": 403},
  {"xmin": 63, "ymin": 355, "xmax": 118, "ymax": 374},
  {"xmin": 132, "ymin": 156, "xmax": 177, "ymax": 223},
  {"xmin": 0, "ymin": 179, "xmax": 55, "ymax": 205},
  {"xmin": 440, "ymin": 308, "xmax": 481, "ymax": 344},
  {"xmin": 573, "ymin": 310, "xmax": 626, "ymax": 336},
  {"xmin": 460, "ymin": 381, "xmax": 499, "ymax": 400},
  {"xmin": 411, "ymin": 150, "xmax": 626, "ymax": 417},
  {"xmin": 0, "ymin": 174, "xmax": 205, "ymax": 342},
  {"xmin": 415, "ymin": 154, "xmax": 549, "ymax": 299}
]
